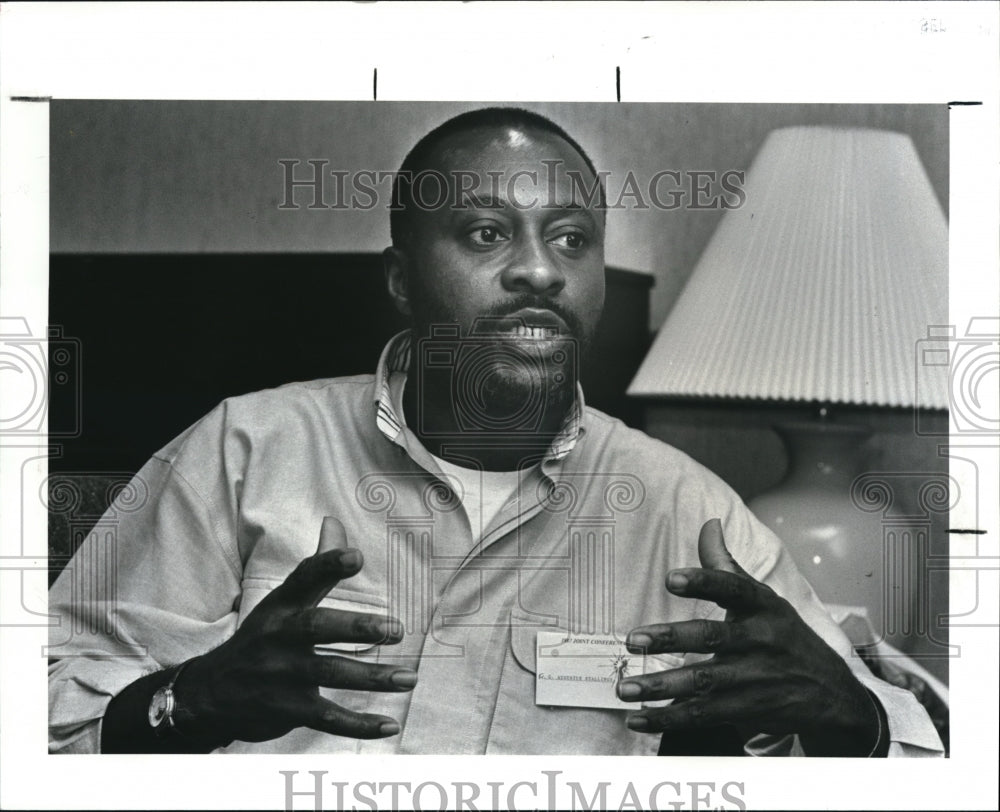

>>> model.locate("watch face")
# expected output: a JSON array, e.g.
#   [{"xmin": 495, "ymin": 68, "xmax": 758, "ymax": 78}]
[{"xmin": 148, "ymin": 688, "xmax": 170, "ymax": 728}]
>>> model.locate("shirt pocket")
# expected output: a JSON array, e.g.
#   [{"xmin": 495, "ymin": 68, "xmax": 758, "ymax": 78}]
[
  {"xmin": 235, "ymin": 578, "xmax": 388, "ymax": 714},
  {"xmin": 236, "ymin": 578, "xmax": 388, "ymax": 630},
  {"xmin": 485, "ymin": 612, "xmax": 659, "ymax": 756}
]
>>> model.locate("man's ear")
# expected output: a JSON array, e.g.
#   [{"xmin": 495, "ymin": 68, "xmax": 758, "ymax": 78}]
[{"xmin": 382, "ymin": 246, "xmax": 412, "ymax": 317}]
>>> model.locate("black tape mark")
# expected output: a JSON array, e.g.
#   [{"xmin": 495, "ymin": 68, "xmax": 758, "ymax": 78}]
[
  {"xmin": 949, "ymin": 529, "xmax": 987, "ymax": 535},
  {"xmin": 616, "ymin": 66, "xmax": 621, "ymax": 103},
  {"xmin": 947, "ymin": 101, "xmax": 982, "ymax": 107},
  {"xmin": 373, "ymin": 68, "xmax": 378, "ymax": 101},
  {"xmin": 10, "ymin": 96, "xmax": 52, "ymax": 102}
]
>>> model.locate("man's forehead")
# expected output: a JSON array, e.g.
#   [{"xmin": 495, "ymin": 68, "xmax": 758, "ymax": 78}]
[{"xmin": 428, "ymin": 124, "xmax": 593, "ymax": 177}]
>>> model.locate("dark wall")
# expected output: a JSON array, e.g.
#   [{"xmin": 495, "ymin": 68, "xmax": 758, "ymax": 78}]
[{"xmin": 48, "ymin": 254, "xmax": 652, "ymax": 475}]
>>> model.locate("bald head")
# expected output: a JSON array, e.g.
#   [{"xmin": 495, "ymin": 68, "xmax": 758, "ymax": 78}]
[{"xmin": 390, "ymin": 107, "xmax": 606, "ymax": 250}]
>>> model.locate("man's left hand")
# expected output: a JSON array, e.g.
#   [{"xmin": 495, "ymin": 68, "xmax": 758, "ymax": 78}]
[{"xmin": 620, "ymin": 518, "xmax": 883, "ymax": 756}]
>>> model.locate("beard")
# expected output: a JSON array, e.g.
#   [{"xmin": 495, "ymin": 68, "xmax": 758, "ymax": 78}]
[
  {"xmin": 449, "ymin": 336, "xmax": 577, "ymax": 433},
  {"xmin": 409, "ymin": 292, "xmax": 591, "ymax": 436}
]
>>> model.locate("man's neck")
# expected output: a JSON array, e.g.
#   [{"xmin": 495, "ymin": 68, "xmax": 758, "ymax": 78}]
[{"xmin": 401, "ymin": 363, "xmax": 573, "ymax": 472}]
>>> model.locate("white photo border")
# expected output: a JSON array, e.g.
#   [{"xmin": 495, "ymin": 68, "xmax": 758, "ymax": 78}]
[{"xmin": 1, "ymin": 2, "xmax": 998, "ymax": 810}]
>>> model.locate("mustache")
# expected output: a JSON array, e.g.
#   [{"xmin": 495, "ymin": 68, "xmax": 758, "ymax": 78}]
[{"xmin": 475, "ymin": 295, "xmax": 585, "ymax": 339}]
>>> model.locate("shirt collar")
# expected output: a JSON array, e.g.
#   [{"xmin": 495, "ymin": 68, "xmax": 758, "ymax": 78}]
[{"xmin": 374, "ymin": 329, "xmax": 585, "ymax": 462}]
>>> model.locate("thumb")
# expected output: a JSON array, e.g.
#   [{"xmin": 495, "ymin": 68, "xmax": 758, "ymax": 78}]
[
  {"xmin": 250, "ymin": 517, "xmax": 357, "ymax": 617},
  {"xmin": 697, "ymin": 518, "xmax": 749, "ymax": 576},
  {"xmin": 317, "ymin": 516, "xmax": 350, "ymax": 555}
]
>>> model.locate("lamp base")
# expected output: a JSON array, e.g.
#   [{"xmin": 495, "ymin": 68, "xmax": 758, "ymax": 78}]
[{"xmin": 748, "ymin": 420, "xmax": 887, "ymax": 638}]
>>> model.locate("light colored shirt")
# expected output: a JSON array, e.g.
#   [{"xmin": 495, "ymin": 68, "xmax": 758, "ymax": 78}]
[
  {"xmin": 430, "ymin": 454, "xmax": 525, "ymax": 546},
  {"xmin": 388, "ymin": 368, "xmax": 529, "ymax": 546},
  {"xmin": 48, "ymin": 331, "xmax": 944, "ymax": 756}
]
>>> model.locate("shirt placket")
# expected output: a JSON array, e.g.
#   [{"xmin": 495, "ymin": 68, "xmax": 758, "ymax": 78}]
[
  {"xmin": 394, "ymin": 463, "xmax": 561, "ymax": 753},
  {"xmin": 371, "ymin": 337, "xmax": 584, "ymax": 752}
]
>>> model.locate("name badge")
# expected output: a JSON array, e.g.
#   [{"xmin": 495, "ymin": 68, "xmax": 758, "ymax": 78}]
[{"xmin": 535, "ymin": 631, "xmax": 683, "ymax": 710}]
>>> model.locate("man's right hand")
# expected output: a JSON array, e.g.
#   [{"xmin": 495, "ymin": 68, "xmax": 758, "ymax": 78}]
[
  {"xmin": 178, "ymin": 517, "xmax": 415, "ymax": 747},
  {"xmin": 101, "ymin": 518, "xmax": 415, "ymax": 752}
]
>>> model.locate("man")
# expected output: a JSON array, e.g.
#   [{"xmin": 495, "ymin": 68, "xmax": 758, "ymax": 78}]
[{"xmin": 48, "ymin": 107, "xmax": 943, "ymax": 756}]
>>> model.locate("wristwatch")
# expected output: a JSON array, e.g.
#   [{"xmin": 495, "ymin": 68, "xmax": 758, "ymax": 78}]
[{"xmin": 147, "ymin": 661, "xmax": 192, "ymax": 736}]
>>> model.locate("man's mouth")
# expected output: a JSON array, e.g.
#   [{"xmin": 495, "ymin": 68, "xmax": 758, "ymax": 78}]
[
  {"xmin": 509, "ymin": 324, "xmax": 559, "ymax": 339},
  {"xmin": 474, "ymin": 308, "xmax": 570, "ymax": 339}
]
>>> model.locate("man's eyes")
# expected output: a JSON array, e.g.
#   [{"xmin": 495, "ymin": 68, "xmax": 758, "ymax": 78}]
[
  {"xmin": 549, "ymin": 231, "xmax": 587, "ymax": 250},
  {"xmin": 464, "ymin": 225, "xmax": 589, "ymax": 250},
  {"xmin": 467, "ymin": 225, "xmax": 509, "ymax": 246}
]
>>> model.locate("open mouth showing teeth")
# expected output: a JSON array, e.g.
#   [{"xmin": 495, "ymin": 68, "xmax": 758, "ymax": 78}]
[
  {"xmin": 509, "ymin": 325, "xmax": 559, "ymax": 339},
  {"xmin": 471, "ymin": 311, "xmax": 568, "ymax": 340}
]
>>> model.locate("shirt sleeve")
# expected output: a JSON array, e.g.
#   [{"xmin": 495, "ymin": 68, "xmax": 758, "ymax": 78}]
[
  {"xmin": 718, "ymin": 502, "xmax": 945, "ymax": 758},
  {"xmin": 48, "ymin": 425, "xmax": 243, "ymax": 753}
]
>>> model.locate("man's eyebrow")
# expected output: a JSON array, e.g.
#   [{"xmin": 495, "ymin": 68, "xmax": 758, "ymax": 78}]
[
  {"xmin": 544, "ymin": 202, "xmax": 601, "ymax": 224},
  {"xmin": 450, "ymin": 196, "xmax": 597, "ymax": 216}
]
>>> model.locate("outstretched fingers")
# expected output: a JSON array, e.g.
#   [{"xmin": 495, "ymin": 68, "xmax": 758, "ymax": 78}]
[
  {"xmin": 626, "ymin": 619, "xmax": 750, "ymax": 655},
  {"xmin": 665, "ymin": 567, "xmax": 772, "ymax": 613},
  {"xmin": 617, "ymin": 661, "xmax": 750, "ymax": 704},
  {"xmin": 626, "ymin": 683, "xmax": 788, "ymax": 733},
  {"xmin": 290, "ymin": 654, "xmax": 418, "ymax": 693},
  {"xmin": 290, "ymin": 694, "xmax": 403, "ymax": 739}
]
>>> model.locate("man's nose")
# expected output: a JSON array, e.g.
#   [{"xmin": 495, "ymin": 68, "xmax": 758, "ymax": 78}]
[{"xmin": 500, "ymin": 235, "xmax": 566, "ymax": 296}]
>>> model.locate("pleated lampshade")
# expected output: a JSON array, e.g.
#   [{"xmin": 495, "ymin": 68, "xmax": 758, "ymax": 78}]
[{"xmin": 627, "ymin": 126, "xmax": 948, "ymax": 408}]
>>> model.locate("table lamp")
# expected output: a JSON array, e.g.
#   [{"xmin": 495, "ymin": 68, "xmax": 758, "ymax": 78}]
[{"xmin": 627, "ymin": 126, "xmax": 948, "ymax": 640}]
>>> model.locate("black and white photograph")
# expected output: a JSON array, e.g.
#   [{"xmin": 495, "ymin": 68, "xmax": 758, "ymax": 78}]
[{"xmin": 1, "ymin": 3, "xmax": 998, "ymax": 810}]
